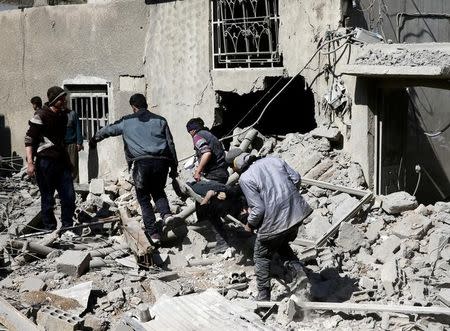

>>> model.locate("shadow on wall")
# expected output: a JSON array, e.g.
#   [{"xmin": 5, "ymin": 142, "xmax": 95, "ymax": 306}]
[{"xmin": 212, "ymin": 75, "xmax": 317, "ymax": 146}]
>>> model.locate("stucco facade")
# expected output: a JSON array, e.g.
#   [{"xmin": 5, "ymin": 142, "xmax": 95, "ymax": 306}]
[{"xmin": 1, "ymin": 0, "xmax": 369, "ymax": 181}]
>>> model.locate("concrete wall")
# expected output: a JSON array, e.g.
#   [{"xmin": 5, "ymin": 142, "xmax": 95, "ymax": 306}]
[{"xmin": 0, "ymin": 1, "xmax": 149, "ymax": 177}]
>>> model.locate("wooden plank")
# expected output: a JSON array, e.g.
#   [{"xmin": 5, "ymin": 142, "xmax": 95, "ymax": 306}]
[{"xmin": 0, "ymin": 297, "xmax": 38, "ymax": 331}]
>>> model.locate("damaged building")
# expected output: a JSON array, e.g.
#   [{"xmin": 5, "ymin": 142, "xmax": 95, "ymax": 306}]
[{"xmin": 0, "ymin": 0, "xmax": 450, "ymax": 330}]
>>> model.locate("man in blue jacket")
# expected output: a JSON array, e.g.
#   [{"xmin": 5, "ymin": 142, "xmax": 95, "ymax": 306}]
[
  {"xmin": 90, "ymin": 94, "xmax": 178, "ymax": 244},
  {"xmin": 226, "ymin": 149, "xmax": 312, "ymax": 301}
]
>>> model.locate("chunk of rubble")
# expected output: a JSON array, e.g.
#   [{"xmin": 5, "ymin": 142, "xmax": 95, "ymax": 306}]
[
  {"xmin": 20, "ymin": 277, "xmax": 46, "ymax": 293},
  {"xmin": 332, "ymin": 197, "xmax": 360, "ymax": 224},
  {"xmin": 380, "ymin": 259, "xmax": 400, "ymax": 296},
  {"xmin": 56, "ymin": 251, "xmax": 91, "ymax": 277},
  {"xmin": 365, "ymin": 218, "xmax": 384, "ymax": 243},
  {"xmin": 382, "ymin": 191, "xmax": 418, "ymax": 214},
  {"xmin": 372, "ymin": 235, "xmax": 402, "ymax": 263},
  {"xmin": 149, "ymin": 279, "xmax": 180, "ymax": 300},
  {"xmin": 391, "ymin": 214, "xmax": 432, "ymax": 240},
  {"xmin": 89, "ymin": 178, "xmax": 105, "ymax": 195},
  {"xmin": 305, "ymin": 215, "xmax": 330, "ymax": 239},
  {"xmin": 336, "ymin": 222, "xmax": 365, "ymax": 252},
  {"xmin": 311, "ymin": 126, "xmax": 342, "ymax": 141}
]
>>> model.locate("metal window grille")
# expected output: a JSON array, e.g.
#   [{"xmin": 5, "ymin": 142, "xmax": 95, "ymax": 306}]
[
  {"xmin": 67, "ymin": 87, "xmax": 109, "ymax": 140},
  {"xmin": 211, "ymin": 0, "xmax": 281, "ymax": 69}
]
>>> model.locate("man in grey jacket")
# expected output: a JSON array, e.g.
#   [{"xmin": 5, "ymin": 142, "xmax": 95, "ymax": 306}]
[
  {"xmin": 226, "ymin": 148, "xmax": 312, "ymax": 301},
  {"xmin": 90, "ymin": 94, "xmax": 178, "ymax": 244}
]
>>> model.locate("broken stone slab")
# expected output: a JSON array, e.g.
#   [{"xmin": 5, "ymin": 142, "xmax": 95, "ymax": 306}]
[
  {"xmin": 372, "ymin": 235, "xmax": 402, "ymax": 263},
  {"xmin": 51, "ymin": 281, "xmax": 92, "ymax": 316},
  {"xmin": 365, "ymin": 218, "xmax": 385, "ymax": 243},
  {"xmin": 347, "ymin": 163, "xmax": 366, "ymax": 187},
  {"xmin": 382, "ymin": 191, "xmax": 418, "ymax": 215},
  {"xmin": 304, "ymin": 215, "xmax": 330, "ymax": 239},
  {"xmin": 56, "ymin": 251, "xmax": 91, "ymax": 277},
  {"xmin": 391, "ymin": 214, "xmax": 432, "ymax": 240},
  {"xmin": 167, "ymin": 253, "xmax": 188, "ymax": 268},
  {"xmin": 107, "ymin": 288, "xmax": 124, "ymax": 303},
  {"xmin": 311, "ymin": 125, "xmax": 342, "ymax": 142},
  {"xmin": 332, "ymin": 197, "xmax": 360, "ymax": 224},
  {"xmin": 428, "ymin": 232, "xmax": 449, "ymax": 263},
  {"xmin": 409, "ymin": 280, "xmax": 426, "ymax": 304},
  {"xmin": 89, "ymin": 178, "xmax": 105, "ymax": 195},
  {"xmin": 20, "ymin": 277, "xmax": 46, "ymax": 293},
  {"xmin": 335, "ymin": 222, "xmax": 365, "ymax": 252},
  {"xmin": 149, "ymin": 279, "xmax": 180, "ymax": 300},
  {"xmin": 288, "ymin": 149, "xmax": 322, "ymax": 175},
  {"xmin": 305, "ymin": 159, "xmax": 334, "ymax": 180},
  {"xmin": 381, "ymin": 260, "xmax": 398, "ymax": 297},
  {"xmin": 181, "ymin": 230, "xmax": 208, "ymax": 259},
  {"xmin": 438, "ymin": 288, "xmax": 450, "ymax": 307}
]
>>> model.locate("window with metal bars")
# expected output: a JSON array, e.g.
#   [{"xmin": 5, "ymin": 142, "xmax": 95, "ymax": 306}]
[
  {"xmin": 64, "ymin": 84, "xmax": 109, "ymax": 140},
  {"xmin": 211, "ymin": 0, "xmax": 282, "ymax": 69}
]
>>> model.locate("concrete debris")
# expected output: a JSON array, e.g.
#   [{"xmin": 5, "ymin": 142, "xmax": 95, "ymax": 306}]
[
  {"xmin": 1, "ymin": 128, "xmax": 450, "ymax": 330},
  {"xmin": 36, "ymin": 305, "xmax": 84, "ymax": 331},
  {"xmin": 381, "ymin": 191, "xmax": 418, "ymax": 214}
]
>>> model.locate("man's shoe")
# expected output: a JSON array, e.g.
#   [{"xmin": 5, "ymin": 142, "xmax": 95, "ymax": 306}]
[
  {"xmin": 149, "ymin": 232, "xmax": 161, "ymax": 245},
  {"xmin": 256, "ymin": 288, "xmax": 271, "ymax": 302}
]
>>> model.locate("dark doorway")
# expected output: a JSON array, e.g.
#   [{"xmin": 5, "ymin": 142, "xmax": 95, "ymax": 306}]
[
  {"xmin": 378, "ymin": 85, "xmax": 450, "ymax": 204},
  {"xmin": 212, "ymin": 75, "xmax": 316, "ymax": 144}
]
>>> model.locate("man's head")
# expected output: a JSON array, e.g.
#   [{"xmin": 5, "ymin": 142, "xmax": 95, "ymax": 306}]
[
  {"xmin": 30, "ymin": 96, "xmax": 42, "ymax": 110},
  {"xmin": 186, "ymin": 118, "xmax": 205, "ymax": 136},
  {"xmin": 225, "ymin": 148, "xmax": 254, "ymax": 174},
  {"xmin": 47, "ymin": 86, "xmax": 67, "ymax": 111},
  {"xmin": 129, "ymin": 94, "xmax": 148, "ymax": 112}
]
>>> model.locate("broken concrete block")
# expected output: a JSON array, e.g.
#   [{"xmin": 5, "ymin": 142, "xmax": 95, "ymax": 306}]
[
  {"xmin": 311, "ymin": 126, "xmax": 341, "ymax": 142},
  {"xmin": 332, "ymin": 197, "xmax": 360, "ymax": 224},
  {"xmin": 181, "ymin": 230, "xmax": 208, "ymax": 259},
  {"xmin": 359, "ymin": 276, "xmax": 376, "ymax": 290},
  {"xmin": 382, "ymin": 191, "xmax": 418, "ymax": 214},
  {"xmin": 380, "ymin": 259, "xmax": 399, "ymax": 296},
  {"xmin": 336, "ymin": 222, "xmax": 365, "ymax": 252},
  {"xmin": 20, "ymin": 277, "xmax": 46, "ymax": 293},
  {"xmin": 347, "ymin": 163, "xmax": 366, "ymax": 187},
  {"xmin": 391, "ymin": 214, "xmax": 432, "ymax": 240},
  {"xmin": 372, "ymin": 236, "xmax": 402, "ymax": 263},
  {"xmin": 409, "ymin": 280, "xmax": 425, "ymax": 303},
  {"xmin": 365, "ymin": 218, "xmax": 384, "ymax": 243},
  {"xmin": 149, "ymin": 279, "xmax": 180, "ymax": 300},
  {"xmin": 89, "ymin": 178, "xmax": 105, "ymax": 195},
  {"xmin": 289, "ymin": 150, "xmax": 322, "ymax": 174},
  {"xmin": 428, "ymin": 232, "xmax": 449, "ymax": 263},
  {"xmin": 304, "ymin": 215, "xmax": 330, "ymax": 239},
  {"xmin": 438, "ymin": 288, "xmax": 450, "ymax": 307},
  {"xmin": 167, "ymin": 253, "xmax": 188, "ymax": 268},
  {"xmin": 107, "ymin": 288, "xmax": 124, "ymax": 302},
  {"xmin": 434, "ymin": 201, "xmax": 450, "ymax": 213},
  {"xmin": 356, "ymin": 248, "xmax": 377, "ymax": 265},
  {"xmin": 36, "ymin": 306, "xmax": 84, "ymax": 331},
  {"xmin": 56, "ymin": 251, "xmax": 91, "ymax": 277}
]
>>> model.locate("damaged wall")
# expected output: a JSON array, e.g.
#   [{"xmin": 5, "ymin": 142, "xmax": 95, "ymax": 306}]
[{"xmin": 0, "ymin": 1, "xmax": 149, "ymax": 177}]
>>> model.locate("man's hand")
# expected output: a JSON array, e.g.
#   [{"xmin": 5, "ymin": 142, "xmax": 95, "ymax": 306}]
[
  {"xmin": 89, "ymin": 137, "xmax": 97, "ymax": 149},
  {"xmin": 27, "ymin": 162, "xmax": 35, "ymax": 177},
  {"xmin": 193, "ymin": 170, "xmax": 201, "ymax": 182},
  {"xmin": 76, "ymin": 144, "xmax": 84, "ymax": 152},
  {"xmin": 244, "ymin": 223, "xmax": 254, "ymax": 233}
]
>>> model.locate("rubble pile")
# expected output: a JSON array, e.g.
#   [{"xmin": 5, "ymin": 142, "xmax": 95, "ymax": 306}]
[{"xmin": 0, "ymin": 125, "xmax": 449, "ymax": 330}]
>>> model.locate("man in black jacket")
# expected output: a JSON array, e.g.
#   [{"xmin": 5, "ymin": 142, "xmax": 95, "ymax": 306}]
[
  {"xmin": 90, "ymin": 94, "xmax": 178, "ymax": 244},
  {"xmin": 25, "ymin": 86, "xmax": 76, "ymax": 231}
]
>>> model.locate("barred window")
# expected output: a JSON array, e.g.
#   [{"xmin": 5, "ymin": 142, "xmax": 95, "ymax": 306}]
[
  {"xmin": 65, "ymin": 84, "xmax": 109, "ymax": 140},
  {"xmin": 211, "ymin": 0, "xmax": 281, "ymax": 69}
]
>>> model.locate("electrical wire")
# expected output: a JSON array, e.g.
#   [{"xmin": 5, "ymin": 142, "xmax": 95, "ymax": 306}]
[{"xmin": 412, "ymin": 170, "xmax": 421, "ymax": 197}]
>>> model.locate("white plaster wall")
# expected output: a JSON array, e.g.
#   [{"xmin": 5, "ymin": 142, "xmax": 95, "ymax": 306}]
[{"xmin": 0, "ymin": 0, "xmax": 149, "ymax": 178}]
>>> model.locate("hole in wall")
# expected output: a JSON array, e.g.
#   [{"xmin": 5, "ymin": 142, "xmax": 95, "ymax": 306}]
[{"xmin": 211, "ymin": 75, "xmax": 317, "ymax": 146}]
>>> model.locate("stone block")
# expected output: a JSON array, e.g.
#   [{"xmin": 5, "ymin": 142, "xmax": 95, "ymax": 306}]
[
  {"xmin": 391, "ymin": 214, "xmax": 432, "ymax": 240},
  {"xmin": 149, "ymin": 279, "xmax": 180, "ymax": 300},
  {"xmin": 311, "ymin": 126, "xmax": 341, "ymax": 141},
  {"xmin": 36, "ymin": 306, "xmax": 84, "ymax": 331},
  {"xmin": 107, "ymin": 288, "xmax": 124, "ymax": 302},
  {"xmin": 332, "ymin": 197, "xmax": 359, "ymax": 224},
  {"xmin": 181, "ymin": 230, "xmax": 208, "ymax": 259},
  {"xmin": 20, "ymin": 277, "xmax": 46, "ymax": 293},
  {"xmin": 304, "ymin": 215, "xmax": 330, "ymax": 239},
  {"xmin": 380, "ymin": 259, "xmax": 398, "ymax": 296},
  {"xmin": 289, "ymin": 149, "xmax": 322, "ymax": 174},
  {"xmin": 89, "ymin": 178, "xmax": 105, "ymax": 195},
  {"xmin": 305, "ymin": 159, "xmax": 334, "ymax": 180},
  {"xmin": 365, "ymin": 218, "xmax": 384, "ymax": 243},
  {"xmin": 382, "ymin": 191, "xmax": 418, "ymax": 214},
  {"xmin": 372, "ymin": 236, "xmax": 402, "ymax": 263},
  {"xmin": 335, "ymin": 222, "xmax": 365, "ymax": 252},
  {"xmin": 438, "ymin": 288, "xmax": 450, "ymax": 307},
  {"xmin": 167, "ymin": 253, "xmax": 188, "ymax": 268},
  {"xmin": 56, "ymin": 251, "xmax": 91, "ymax": 277}
]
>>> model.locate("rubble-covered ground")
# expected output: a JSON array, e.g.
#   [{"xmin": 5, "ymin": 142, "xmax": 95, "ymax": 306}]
[{"xmin": 1, "ymin": 126, "xmax": 450, "ymax": 330}]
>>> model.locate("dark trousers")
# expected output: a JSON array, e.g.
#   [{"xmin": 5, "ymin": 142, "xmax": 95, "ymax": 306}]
[
  {"xmin": 254, "ymin": 225, "xmax": 300, "ymax": 292},
  {"xmin": 66, "ymin": 143, "xmax": 79, "ymax": 182},
  {"xmin": 35, "ymin": 157, "xmax": 76, "ymax": 230},
  {"xmin": 133, "ymin": 159, "xmax": 171, "ymax": 236}
]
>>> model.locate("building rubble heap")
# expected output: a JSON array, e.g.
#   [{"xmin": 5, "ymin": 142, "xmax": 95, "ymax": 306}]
[{"xmin": 1, "ymin": 126, "xmax": 450, "ymax": 330}]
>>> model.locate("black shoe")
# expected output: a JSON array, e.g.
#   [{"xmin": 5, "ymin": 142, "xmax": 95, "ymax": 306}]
[{"xmin": 256, "ymin": 288, "xmax": 271, "ymax": 302}]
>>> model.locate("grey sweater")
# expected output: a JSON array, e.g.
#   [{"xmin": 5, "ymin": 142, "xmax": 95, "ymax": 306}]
[
  {"xmin": 239, "ymin": 157, "xmax": 312, "ymax": 240},
  {"xmin": 94, "ymin": 109, "xmax": 177, "ymax": 167}
]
